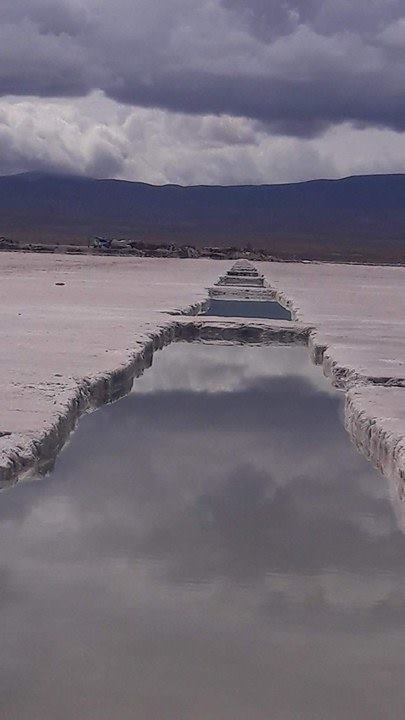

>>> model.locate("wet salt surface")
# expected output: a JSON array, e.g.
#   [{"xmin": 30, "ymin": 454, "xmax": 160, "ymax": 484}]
[
  {"xmin": 203, "ymin": 299, "xmax": 292, "ymax": 320},
  {"xmin": 1, "ymin": 343, "xmax": 405, "ymax": 719}
]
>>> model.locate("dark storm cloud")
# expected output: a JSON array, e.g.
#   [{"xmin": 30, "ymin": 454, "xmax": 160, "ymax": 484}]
[
  {"xmin": 1, "ymin": 0, "xmax": 405, "ymax": 137},
  {"xmin": 109, "ymin": 67, "xmax": 405, "ymax": 138},
  {"xmin": 0, "ymin": 0, "xmax": 89, "ymax": 34},
  {"xmin": 222, "ymin": 0, "xmax": 405, "ymax": 39}
]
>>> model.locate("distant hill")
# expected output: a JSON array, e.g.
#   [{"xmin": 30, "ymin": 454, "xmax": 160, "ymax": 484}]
[{"xmin": 0, "ymin": 172, "xmax": 405, "ymax": 261}]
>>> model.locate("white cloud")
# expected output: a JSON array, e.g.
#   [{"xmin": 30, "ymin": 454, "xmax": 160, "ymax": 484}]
[{"xmin": 1, "ymin": 92, "xmax": 405, "ymax": 184}]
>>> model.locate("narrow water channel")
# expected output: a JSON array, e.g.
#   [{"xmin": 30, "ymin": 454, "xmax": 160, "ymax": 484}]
[
  {"xmin": 1, "ymin": 343, "xmax": 405, "ymax": 719},
  {"xmin": 203, "ymin": 299, "xmax": 292, "ymax": 320}
]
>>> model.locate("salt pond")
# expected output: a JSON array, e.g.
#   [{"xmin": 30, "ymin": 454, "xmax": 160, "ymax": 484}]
[
  {"xmin": 203, "ymin": 299, "xmax": 292, "ymax": 320},
  {"xmin": 1, "ymin": 342, "xmax": 405, "ymax": 719}
]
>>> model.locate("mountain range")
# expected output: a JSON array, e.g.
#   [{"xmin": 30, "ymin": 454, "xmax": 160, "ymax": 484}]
[{"xmin": 0, "ymin": 172, "xmax": 404, "ymax": 261}]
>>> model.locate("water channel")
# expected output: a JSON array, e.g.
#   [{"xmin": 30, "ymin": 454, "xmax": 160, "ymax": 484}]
[
  {"xmin": 1, "ymin": 342, "xmax": 405, "ymax": 719},
  {"xmin": 203, "ymin": 299, "xmax": 292, "ymax": 320}
]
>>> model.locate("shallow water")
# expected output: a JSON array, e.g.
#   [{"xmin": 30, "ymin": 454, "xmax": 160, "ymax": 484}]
[
  {"xmin": 1, "ymin": 343, "xmax": 405, "ymax": 719},
  {"xmin": 203, "ymin": 299, "xmax": 292, "ymax": 320}
]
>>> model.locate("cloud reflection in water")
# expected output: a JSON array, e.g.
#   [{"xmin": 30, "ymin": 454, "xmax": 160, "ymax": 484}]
[{"xmin": 0, "ymin": 343, "xmax": 404, "ymax": 720}]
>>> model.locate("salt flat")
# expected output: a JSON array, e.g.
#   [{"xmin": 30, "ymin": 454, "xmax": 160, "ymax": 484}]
[{"xmin": 0, "ymin": 253, "xmax": 404, "ymax": 501}]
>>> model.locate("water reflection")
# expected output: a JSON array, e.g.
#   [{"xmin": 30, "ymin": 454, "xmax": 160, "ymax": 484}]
[
  {"xmin": 0, "ymin": 343, "xmax": 405, "ymax": 719},
  {"xmin": 203, "ymin": 299, "xmax": 292, "ymax": 320}
]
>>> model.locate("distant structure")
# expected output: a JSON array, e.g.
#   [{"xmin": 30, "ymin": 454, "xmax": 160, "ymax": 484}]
[
  {"xmin": 216, "ymin": 260, "xmax": 265, "ymax": 288},
  {"xmin": 92, "ymin": 237, "xmax": 131, "ymax": 251},
  {"xmin": 208, "ymin": 259, "xmax": 273, "ymax": 301},
  {"xmin": 92, "ymin": 236, "xmax": 112, "ymax": 250}
]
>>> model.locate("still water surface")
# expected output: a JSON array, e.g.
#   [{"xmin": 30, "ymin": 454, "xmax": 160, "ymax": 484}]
[
  {"xmin": 1, "ymin": 343, "xmax": 405, "ymax": 719},
  {"xmin": 203, "ymin": 299, "xmax": 292, "ymax": 320}
]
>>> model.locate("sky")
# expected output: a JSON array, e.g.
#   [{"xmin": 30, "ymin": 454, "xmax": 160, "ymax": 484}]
[{"xmin": 1, "ymin": 0, "xmax": 405, "ymax": 185}]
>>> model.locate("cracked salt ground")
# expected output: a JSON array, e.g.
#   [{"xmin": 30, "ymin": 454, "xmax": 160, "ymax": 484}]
[{"xmin": 1, "ymin": 343, "xmax": 405, "ymax": 720}]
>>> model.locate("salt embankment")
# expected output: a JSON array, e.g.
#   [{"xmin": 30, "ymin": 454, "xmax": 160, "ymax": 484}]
[{"xmin": 260, "ymin": 261, "xmax": 405, "ymax": 497}]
